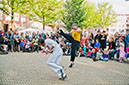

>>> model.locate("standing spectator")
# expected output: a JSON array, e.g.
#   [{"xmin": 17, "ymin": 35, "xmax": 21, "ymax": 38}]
[
  {"xmin": 51, "ymin": 33, "xmax": 55, "ymax": 40},
  {"xmin": 20, "ymin": 32, "xmax": 25, "ymax": 40},
  {"xmin": 14, "ymin": 31, "xmax": 20, "ymax": 52},
  {"xmin": 108, "ymin": 37, "xmax": 116, "ymax": 60},
  {"xmin": 95, "ymin": 30, "xmax": 102, "ymax": 43},
  {"xmin": 41, "ymin": 31, "xmax": 46, "ymax": 39},
  {"xmin": 25, "ymin": 31, "xmax": 29, "ymax": 39},
  {"xmin": 90, "ymin": 39, "xmax": 95, "ymax": 49},
  {"xmin": 119, "ymin": 43, "xmax": 126, "ymax": 63},
  {"xmin": 36, "ymin": 31, "xmax": 39, "ymax": 39},
  {"xmin": 32, "ymin": 32, "xmax": 36, "ymax": 38},
  {"xmin": 7, "ymin": 31, "xmax": 13, "ymax": 52},
  {"xmin": 46, "ymin": 33, "xmax": 49, "ymax": 39},
  {"xmin": 100, "ymin": 31, "xmax": 107, "ymax": 50}
]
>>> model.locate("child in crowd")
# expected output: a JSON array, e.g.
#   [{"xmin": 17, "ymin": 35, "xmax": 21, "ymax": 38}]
[
  {"xmin": 83, "ymin": 44, "xmax": 87, "ymax": 57},
  {"xmin": 93, "ymin": 49, "xmax": 102, "ymax": 61},
  {"xmin": 119, "ymin": 43, "xmax": 127, "ymax": 63},
  {"xmin": 64, "ymin": 45, "xmax": 71, "ymax": 56},
  {"xmin": 20, "ymin": 40, "xmax": 24, "ymax": 52},
  {"xmin": 78, "ymin": 47, "xmax": 84, "ymax": 57},
  {"xmin": 126, "ymin": 47, "xmax": 129, "ymax": 60},
  {"xmin": 101, "ymin": 49, "xmax": 109, "ymax": 62},
  {"xmin": 25, "ymin": 40, "xmax": 32, "ymax": 52},
  {"xmin": 85, "ymin": 39, "xmax": 90, "ymax": 50},
  {"xmin": 94, "ymin": 39, "xmax": 100, "ymax": 52},
  {"xmin": 86, "ymin": 49, "xmax": 92, "ymax": 58},
  {"xmin": 91, "ymin": 49, "xmax": 96, "ymax": 58}
]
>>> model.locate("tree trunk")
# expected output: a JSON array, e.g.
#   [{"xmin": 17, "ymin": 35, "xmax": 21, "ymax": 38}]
[
  {"xmin": 43, "ymin": 15, "xmax": 45, "ymax": 30},
  {"xmin": 11, "ymin": 1, "xmax": 14, "ymax": 31}
]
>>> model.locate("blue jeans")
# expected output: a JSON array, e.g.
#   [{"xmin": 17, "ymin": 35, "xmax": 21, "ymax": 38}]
[{"xmin": 112, "ymin": 50, "xmax": 119, "ymax": 59}]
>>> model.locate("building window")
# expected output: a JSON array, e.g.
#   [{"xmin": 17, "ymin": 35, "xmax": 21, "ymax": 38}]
[
  {"xmin": 0, "ymin": 11, "xmax": 3, "ymax": 20},
  {"xmin": 5, "ymin": 15, "xmax": 11, "ymax": 21},
  {"xmin": 14, "ymin": 13, "xmax": 19, "ymax": 21},
  {"xmin": 21, "ymin": 15, "xmax": 26, "ymax": 22}
]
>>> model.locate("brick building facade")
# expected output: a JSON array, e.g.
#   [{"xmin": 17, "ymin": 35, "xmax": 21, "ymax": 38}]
[{"xmin": 0, "ymin": 11, "xmax": 28, "ymax": 32}]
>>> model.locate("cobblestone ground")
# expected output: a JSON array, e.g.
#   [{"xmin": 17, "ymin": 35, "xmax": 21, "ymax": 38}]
[{"xmin": 0, "ymin": 52, "xmax": 129, "ymax": 85}]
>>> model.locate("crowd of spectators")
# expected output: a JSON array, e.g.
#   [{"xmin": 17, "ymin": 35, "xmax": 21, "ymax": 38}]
[{"xmin": 0, "ymin": 29, "xmax": 129, "ymax": 63}]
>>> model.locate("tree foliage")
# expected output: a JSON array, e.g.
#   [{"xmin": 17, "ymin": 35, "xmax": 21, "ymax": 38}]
[
  {"xmin": 20, "ymin": 0, "xmax": 63, "ymax": 30},
  {"xmin": 61, "ymin": 0, "xmax": 86, "ymax": 31},
  {"xmin": 97, "ymin": 2, "xmax": 117, "ymax": 29}
]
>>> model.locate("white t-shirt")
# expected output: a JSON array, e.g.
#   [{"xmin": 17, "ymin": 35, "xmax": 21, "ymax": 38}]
[{"xmin": 45, "ymin": 39, "xmax": 61, "ymax": 51}]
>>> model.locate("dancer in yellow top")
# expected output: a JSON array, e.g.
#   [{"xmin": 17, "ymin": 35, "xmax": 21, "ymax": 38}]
[{"xmin": 57, "ymin": 24, "xmax": 82, "ymax": 68}]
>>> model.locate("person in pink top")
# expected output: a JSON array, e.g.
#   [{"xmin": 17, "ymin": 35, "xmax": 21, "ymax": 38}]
[
  {"xmin": 126, "ymin": 47, "xmax": 129, "ymax": 60},
  {"xmin": 119, "ymin": 43, "xmax": 127, "ymax": 63},
  {"xmin": 86, "ymin": 49, "xmax": 92, "ymax": 58}
]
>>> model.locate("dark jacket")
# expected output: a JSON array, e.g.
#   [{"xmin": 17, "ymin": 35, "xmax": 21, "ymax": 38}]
[
  {"xmin": 7, "ymin": 34, "xmax": 13, "ymax": 45},
  {"xmin": 95, "ymin": 34, "xmax": 102, "ymax": 42},
  {"xmin": 109, "ymin": 41, "xmax": 116, "ymax": 50}
]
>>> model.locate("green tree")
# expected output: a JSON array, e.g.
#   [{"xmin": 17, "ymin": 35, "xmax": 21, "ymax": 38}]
[
  {"xmin": 82, "ymin": 1, "xmax": 100, "ymax": 29},
  {"xmin": 22, "ymin": 0, "xmax": 62, "ymax": 30},
  {"xmin": 97, "ymin": 2, "xmax": 117, "ymax": 29},
  {"xmin": 61, "ymin": 0, "xmax": 86, "ymax": 31},
  {"xmin": 0, "ymin": 0, "xmax": 27, "ymax": 31}
]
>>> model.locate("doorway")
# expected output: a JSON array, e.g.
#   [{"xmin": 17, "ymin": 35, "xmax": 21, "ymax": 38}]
[{"xmin": 4, "ymin": 24, "xmax": 9, "ymax": 32}]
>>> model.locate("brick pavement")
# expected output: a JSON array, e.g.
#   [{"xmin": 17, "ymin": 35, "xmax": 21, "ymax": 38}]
[{"xmin": 0, "ymin": 52, "xmax": 129, "ymax": 85}]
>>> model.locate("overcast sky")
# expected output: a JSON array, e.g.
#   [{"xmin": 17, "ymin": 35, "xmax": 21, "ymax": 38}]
[
  {"xmin": 87, "ymin": 0, "xmax": 129, "ymax": 14},
  {"xmin": 59, "ymin": 0, "xmax": 129, "ymax": 14}
]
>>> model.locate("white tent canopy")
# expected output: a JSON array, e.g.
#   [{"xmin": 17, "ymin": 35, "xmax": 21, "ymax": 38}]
[{"xmin": 18, "ymin": 28, "xmax": 51, "ymax": 35}]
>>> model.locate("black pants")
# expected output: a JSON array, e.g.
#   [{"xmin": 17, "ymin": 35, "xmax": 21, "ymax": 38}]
[{"xmin": 59, "ymin": 31, "xmax": 80, "ymax": 62}]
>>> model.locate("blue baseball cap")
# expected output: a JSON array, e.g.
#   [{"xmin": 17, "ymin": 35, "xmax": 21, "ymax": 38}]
[{"xmin": 72, "ymin": 24, "xmax": 77, "ymax": 26}]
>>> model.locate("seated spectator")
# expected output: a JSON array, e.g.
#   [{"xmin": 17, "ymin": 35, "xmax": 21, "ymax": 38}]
[
  {"xmin": 66, "ymin": 45, "xmax": 71, "ymax": 55},
  {"xmin": 94, "ymin": 39, "xmax": 100, "ymax": 52},
  {"xmin": 101, "ymin": 49, "xmax": 109, "ymax": 62},
  {"xmin": 32, "ymin": 35, "xmax": 39, "ymax": 53},
  {"xmin": 86, "ymin": 49, "xmax": 92, "ymax": 58},
  {"xmin": 20, "ymin": 40, "xmax": 25, "ymax": 52},
  {"xmin": 0, "ymin": 35, "xmax": 8, "ymax": 53},
  {"xmin": 25, "ymin": 40, "xmax": 32, "ymax": 52},
  {"xmin": 119, "ymin": 43, "xmax": 127, "ymax": 63},
  {"xmin": 78, "ymin": 46, "xmax": 85, "ymax": 57},
  {"xmin": 108, "ymin": 37, "xmax": 116, "ymax": 60},
  {"xmin": 126, "ymin": 47, "xmax": 129, "ymax": 60},
  {"xmin": 83, "ymin": 44, "xmax": 87, "ymax": 57},
  {"xmin": 91, "ymin": 49, "xmax": 96, "ymax": 58},
  {"xmin": 90, "ymin": 39, "xmax": 95, "ymax": 49},
  {"xmin": 96, "ymin": 49, "xmax": 103, "ymax": 60}
]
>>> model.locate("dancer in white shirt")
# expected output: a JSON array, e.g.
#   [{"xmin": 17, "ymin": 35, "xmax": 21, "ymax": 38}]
[{"xmin": 39, "ymin": 38, "xmax": 67, "ymax": 80}]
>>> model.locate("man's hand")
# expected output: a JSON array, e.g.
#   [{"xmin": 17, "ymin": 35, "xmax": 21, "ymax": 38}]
[{"xmin": 46, "ymin": 50, "xmax": 50, "ymax": 54}]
